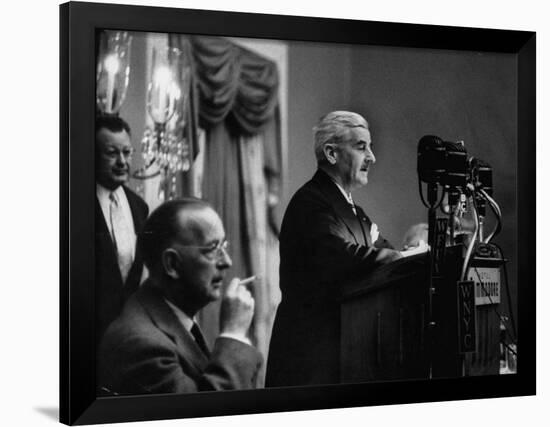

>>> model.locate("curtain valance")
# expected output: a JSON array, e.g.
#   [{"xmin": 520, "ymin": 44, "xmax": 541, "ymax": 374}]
[{"xmin": 190, "ymin": 36, "xmax": 279, "ymax": 134}]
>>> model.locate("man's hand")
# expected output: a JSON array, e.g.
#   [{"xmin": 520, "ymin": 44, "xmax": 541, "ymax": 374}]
[
  {"xmin": 375, "ymin": 248, "xmax": 403, "ymax": 264},
  {"xmin": 219, "ymin": 278, "xmax": 255, "ymax": 338},
  {"xmin": 402, "ymin": 223, "xmax": 428, "ymax": 250},
  {"xmin": 400, "ymin": 239, "xmax": 430, "ymax": 258}
]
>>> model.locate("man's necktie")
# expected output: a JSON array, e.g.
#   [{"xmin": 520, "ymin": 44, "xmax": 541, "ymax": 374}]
[
  {"xmin": 345, "ymin": 193, "xmax": 357, "ymax": 216},
  {"xmin": 191, "ymin": 322, "xmax": 210, "ymax": 356},
  {"xmin": 109, "ymin": 192, "xmax": 134, "ymax": 283}
]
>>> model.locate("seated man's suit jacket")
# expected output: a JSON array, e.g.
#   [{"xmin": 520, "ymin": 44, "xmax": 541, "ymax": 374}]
[
  {"xmin": 266, "ymin": 169, "xmax": 397, "ymax": 387},
  {"xmin": 95, "ymin": 185, "xmax": 149, "ymax": 343},
  {"xmin": 99, "ymin": 282, "xmax": 262, "ymax": 394}
]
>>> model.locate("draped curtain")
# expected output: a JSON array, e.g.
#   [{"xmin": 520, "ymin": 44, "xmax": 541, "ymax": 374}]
[{"xmin": 169, "ymin": 35, "xmax": 282, "ymax": 386}]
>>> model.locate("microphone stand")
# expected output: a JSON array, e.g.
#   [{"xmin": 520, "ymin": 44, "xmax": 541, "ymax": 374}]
[
  {"xmin": 447, "ymin": 187, "xmax": 462, "ymax": 245},
  {"xmin": 475, "ymin": 192, "xmax": 486, "ymax": 243}
]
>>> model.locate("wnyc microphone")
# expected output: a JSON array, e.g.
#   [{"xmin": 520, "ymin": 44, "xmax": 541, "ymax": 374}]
[
  {"xmin": 469, "ymin": 157, "xmax": 493, "ymax": 197},
  {"xmin": 417, "ymin": 135, "xmax": 445, "ymax": 206},
  {"xmin": 442, "ymin": 140, "xmax": 469, "ymax": 194},
  {"xmin": 417, "ymin": 135, "xmax": 446, "ymax": 185}
]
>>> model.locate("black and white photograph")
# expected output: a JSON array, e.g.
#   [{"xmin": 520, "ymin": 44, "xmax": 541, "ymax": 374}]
[
  {"xmin": 2, "ymin": 0, "xmax": 548, "ymax": 426},
  {"xmin": 93, "ymin": 27, "xmax": 520, "ymax": 398}
]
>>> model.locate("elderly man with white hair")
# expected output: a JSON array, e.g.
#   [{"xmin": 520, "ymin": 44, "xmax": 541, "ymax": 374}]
[{"xmin": 266, "ymin": 110, "xmax": 420, "ymax": 387}]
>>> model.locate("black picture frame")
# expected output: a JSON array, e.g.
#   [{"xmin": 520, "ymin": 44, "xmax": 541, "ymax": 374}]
[{"xmin": 60, "ymin": 1, "xmax": 536, "ymax": 425}]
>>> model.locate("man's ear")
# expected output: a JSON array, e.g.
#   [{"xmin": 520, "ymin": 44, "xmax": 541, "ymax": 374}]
[
  {"xmin": 161, "ymin": 248, "xmax": 181, "ymax": 279},
  {"xmin": 323, "ymin": 144, "xmax": 338, "ymax": 165}
]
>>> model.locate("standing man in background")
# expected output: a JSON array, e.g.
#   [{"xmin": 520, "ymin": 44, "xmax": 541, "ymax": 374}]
[
  {"xmin": 267, "ymin": 111, "xmax": 411, "ymax": 387},
  {"xmin": 95, "ymin": 115, "xmax": 149, "ymax": 342}
]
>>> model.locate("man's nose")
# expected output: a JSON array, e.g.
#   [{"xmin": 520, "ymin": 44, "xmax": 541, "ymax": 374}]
[
  {"xmin": 366, "ymin": 148, "xmax": 376, "ymax": 164},
  {"xmin": 116, "ymin": 152, "xmax": 127, "ymax": 164},
  {"xmin": 217, "ymin": 247, "xmax": 233, "ymax": 269}
]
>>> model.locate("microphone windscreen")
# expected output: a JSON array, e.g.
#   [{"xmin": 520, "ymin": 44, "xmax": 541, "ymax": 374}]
[
  {"xmin": 417, "ymin": 135, "xmax": 445, "ymax": 184},
  {"xmin": 470, "ymin": 157, "xmax": 493, "ymax": 195},
  {"xmin": 442, "ymin": 140, "xmax": 468, "ymax": 188}
]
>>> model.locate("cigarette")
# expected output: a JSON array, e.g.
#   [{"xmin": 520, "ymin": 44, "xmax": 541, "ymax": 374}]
[{"xmin": 239, "ymin": 276, "xmax": 257, "ymax": 286}]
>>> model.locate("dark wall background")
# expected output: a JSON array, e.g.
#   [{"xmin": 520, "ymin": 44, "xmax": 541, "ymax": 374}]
[
  {"xmin": 286, "ymin": 42, "xmax": 353, "ymax": 199},
  {"xmin": 286, "ymin": 41, "xmax": 518, "ymax": 323}
]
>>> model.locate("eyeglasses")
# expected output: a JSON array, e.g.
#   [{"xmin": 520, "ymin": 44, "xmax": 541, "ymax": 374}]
[
  {"xmin": 176, "ymin": 239, "xmax": 230, "ymax": 261},
  {"xmin": 102, "ymin": 147, "xmax": 135, "ymax": 160}
]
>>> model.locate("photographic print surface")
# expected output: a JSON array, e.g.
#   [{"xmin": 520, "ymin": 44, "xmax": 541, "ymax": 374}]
[{"xmin": 94, "ymin": 28, "xmax": 517, "ymax": 393}]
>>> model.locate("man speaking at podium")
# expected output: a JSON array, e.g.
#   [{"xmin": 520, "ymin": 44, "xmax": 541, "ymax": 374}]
[{"xmin": 266, "ymin": 111, "xmax": 425, "ymax": 387}]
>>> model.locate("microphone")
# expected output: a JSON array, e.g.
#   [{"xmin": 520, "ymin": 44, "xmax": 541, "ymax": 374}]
[
  {"xmin": 417, "ymin": 135, "xmax": 446, "ymax": 185},
  {"xmin": 442, "ymin": 140, "xmax": 469, "ymax": 190},
  {"xmin": 470, "ymin": 157, "xmax": 493, "ymax": 196},
  {"xmin": 469, "ymin": 157, "xmax": 493, "ymax": 218},
  {"xmin": 442, "ymin": 140, "xmax": 468, "ymax": 208},
  {"xmin": 417, "ymin": 135, "xmax": 446, "ymax": 207}
]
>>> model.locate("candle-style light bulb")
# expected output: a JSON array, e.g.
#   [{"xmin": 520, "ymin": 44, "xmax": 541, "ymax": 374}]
[
  {"xmin": 104, "ymin": 53, "xmax": 120, "ymax": 74},
  {"xmin": 152, "ymin": 66, "xmax": 173, "ymax": 123},
  {"xmin": 104, "ymin": 54, "xmax": 120, "ymax": 113},
  {"xmin": 153, "ymin": 66, "xmax": 171, "ymax": 86},
  {"xmin": 96, "ymin": 31, "xmax": 131, "ymax": 115}
]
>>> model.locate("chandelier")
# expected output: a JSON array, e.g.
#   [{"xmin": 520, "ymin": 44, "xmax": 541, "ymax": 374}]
[{"xmin": 133, "ymin": 46, "xmax": 192, "ymax": 201}]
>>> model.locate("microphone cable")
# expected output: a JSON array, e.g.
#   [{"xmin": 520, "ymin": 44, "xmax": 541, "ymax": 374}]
[
  {"xmin": 461, "ymin": 191, "xmax": 479, "ymax": 281},
  {"xmin": 469, "ymin": 265, "xmax": 517, "ymax": 348},
  {"xmin": 480, "ymin": 189, "xmax": 502, "ymax": 243},
  {"xmin": 491, "ymin": 242, "xmax": 518, "ymax": 341}
]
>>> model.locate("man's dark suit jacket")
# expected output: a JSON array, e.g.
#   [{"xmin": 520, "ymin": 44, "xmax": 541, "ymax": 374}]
[
  {"xmin": 266, "ymin": 169, "xmax": 398, "ymax": 387},
  {"xmin": 95, "ymin": 185, "xmax": 148, "ymax": 343},
  {"xmin": 98, "ymin": 282, "xmax": 262, "ymax": 394}
]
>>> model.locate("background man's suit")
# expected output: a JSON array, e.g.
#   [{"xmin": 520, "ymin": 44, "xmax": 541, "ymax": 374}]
[
  {"xmin": 95, "ymin": 186, "xmax": 148, "ymax": 342},
  {"xmin": 99, "ymin": 282, "xmax": 262, "ymax": 394},
  {"xmin": 266, "ymin": 169, "xmax": 395, "ymax": 387}
]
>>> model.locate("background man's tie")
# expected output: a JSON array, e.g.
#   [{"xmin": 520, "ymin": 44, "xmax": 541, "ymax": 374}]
[{"xmin": 109, "ymin": 192, "xmax": 134, "ymax": 283}]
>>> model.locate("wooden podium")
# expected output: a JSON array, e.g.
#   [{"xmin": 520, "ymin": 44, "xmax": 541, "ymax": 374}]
[
  {"xmin": 340, "ymin": 253, "xmax": 430, "ymax": 383},
  {"xmin": 340, "ymin": 247, "xmax": 501, "ymax": 383}
]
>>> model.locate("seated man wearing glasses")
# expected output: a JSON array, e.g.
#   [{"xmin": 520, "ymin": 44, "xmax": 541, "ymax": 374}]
[
  {"xmin": 95, "ymin": 115, "xmax": 149, "ymax": 343},
  {"xmin": 98, "ymin": 199, "xmax": 262, "ymax": 395}
]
